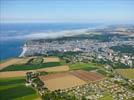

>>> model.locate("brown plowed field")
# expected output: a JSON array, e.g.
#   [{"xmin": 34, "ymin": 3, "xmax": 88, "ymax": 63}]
[
  {"xmin": 69, "ymin": 70, "xmax": 104, "ymax": 82},
  {"xmin": 40, "ymin": 75, "xmax": 86, "ymax": 91},
  {"xmin": 39, "ymin": 72, "xmax": 69, "ymax": 81},
  {"xmin": 43, "ymin": 57, "xmax": 60, "ymax": 63},
  {"xmin": 39, "ymin": 70, "xmax": 105, "ymax": 91}
]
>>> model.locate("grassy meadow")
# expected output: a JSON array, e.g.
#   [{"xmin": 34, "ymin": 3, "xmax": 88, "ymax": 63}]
[
  {"xmin": 99, "ymin": 93, "xmax": 113, "ymax": 100},
  {"xmin": 69, "ymin": 62, "xmax": 98, "ymax": 71}
]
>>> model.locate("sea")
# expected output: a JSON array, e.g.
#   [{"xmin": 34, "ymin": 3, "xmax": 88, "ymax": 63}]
[{"xmin": 0, "ymin": 23, "xmax": 102, "ymax": 60}]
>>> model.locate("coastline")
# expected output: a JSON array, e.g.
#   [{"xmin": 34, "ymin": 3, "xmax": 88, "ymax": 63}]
[
  {"xmin": 19, "ymin": 44, "xmax": 27, "ymax": 57},
  {"xmin": 0, "ymin": 23, "xmax": 100, "ymax": 60}
]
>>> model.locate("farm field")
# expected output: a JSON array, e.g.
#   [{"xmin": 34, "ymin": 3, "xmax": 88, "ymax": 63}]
[
  {"xmin": 0, "ymin": 58, "xmax": 31, "ymax": 70},
  {"xmin": 39, "ymin": 70, "xmax": 104, "ymax": 91},
  {"xmin": 1, "ymin": 62, "xmax": 62, "ymax": 71},
  {"xmin": 37, "ymin": 65, "xmax": 69, "ymax": 72},
  {"xmin": 40, "ymin": 74, "xmax": 86, "ymax": 91},
  {"xmin": 116, "ymin": 69, "xmax": 134, "ymax": 79},
  {"xmin": 0, "ymin": 56, "xmax": 64, "ymax": 72},
  {"xmin": 70, "ymin": 70, "xmax": 104, "ymax": 82},
  {"xmin": 0, "ymin": 71, "xmax": 29, "ymax": 78},
  {"xmin": 0, "ymin": 77, "xmax": 39, "ymax": 100},
  {"xmin": 99, "ymin": 93, "xmax": 113, "ymax": 100},
  {"xmin": 69, "ymin": 62, "xmax": 98, "ymax": 70},
  {"xmin": 0, "ymin": 65, "xmax": 69, "ymax": 78},
  {"xmin": 29, "ymin": 57, "xmax": 43, "ymax": 65},
  {"xmin": 97, "ymin": 69, "xmax": 108, "ymax": 76},
  {"xmin": 43, "ymin": 57, "xmax": 60, "ymax": 63}
]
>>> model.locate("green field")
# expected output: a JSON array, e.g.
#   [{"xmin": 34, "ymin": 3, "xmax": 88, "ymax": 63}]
[
  {"xmin": 0, "ymin": 77, "xmax": 39, "ymax": 100},
  {"xmin": 69, "ymin": 62, "xmax": 97, "ymax": 70},
  {"xmin": 97, "ymin": 69, "xmax": 108, "ymax": 76},
  {"xmin": 28, "ymin": 57, "xmax": 43, "ymax": 65},
  {"xmin": 99, "ymin": 93, "xmax": 113, "ymax": 100},
  {"xmin": 1, "ymin": 62, "xmax": 61, "ymax": 71},
  {"xmin": 116, "ymin": 69, "xmax": 134, "ymax": 79}
]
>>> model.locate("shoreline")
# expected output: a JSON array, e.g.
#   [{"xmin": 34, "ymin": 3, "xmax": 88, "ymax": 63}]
[{"xmin": 19, "ymin": 44, "xmax": 27, "ymax": 57}]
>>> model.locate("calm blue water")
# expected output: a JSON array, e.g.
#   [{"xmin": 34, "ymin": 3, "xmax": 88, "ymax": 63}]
[{"xmin": 0, "ymin": 23, "xmax": 101, "ymax": 60}]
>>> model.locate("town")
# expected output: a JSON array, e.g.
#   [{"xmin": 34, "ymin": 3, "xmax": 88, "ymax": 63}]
[{"xmin": 21, "ymin": 30, "xmax": 134, "ymax": 68}]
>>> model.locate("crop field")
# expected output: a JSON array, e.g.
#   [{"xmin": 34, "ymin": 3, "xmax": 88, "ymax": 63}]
[
  {"xmin": 0, "ymin": 66, "xmax": 68, "ymax": 78},
  {"xmin": 116, "ymin": 69, "xmax": 134, "ymax": 79},
  {"xmin": 0, "ymin": 65, "xmax": 69, "ymax": 78},
  {"xmin": 1, "ymin": 62, "xmax": 62, "ymax": 71},
  {"xmin": 43, "ymin": 57, "xmax": 60, "ymax": 63},
  {"xmin": 40, "ymin": 74, "xmax": 86, "ymax": 91},
  {"xmin": 70, "ymin": 70, "xmax": 104, "ymax": 82},
  {"xmin": 99, "ymin": 93, "xmax": 113, "ymax": 100},
  {"xmin": 69, "ymin": 62, "xmax": 97, "ymax": 70},
  {"xmin": 0, "ymin": 77, "xmax": 39, "ymax": 100},
  {"xmin": 0, "ymin": 71, "xmax": 29, "ymax": 78},
  {"xmin": 0, "ymin": 58, "xmax": 31, "ymax": 70},
  {"xmin": 39, "ymin": 72, "xmax": 69, "ymax": 80},
  {"xmin": 0, "ymin": 56, "xmax": 62, "ymax": 72},
  {"xmin": 37, "ymin": 65, "xmax": 69, "ymax": 72},
  {"xmin": 39, "ymin": 70, "xmax": 104, "ymax": 91},
  {"xmin": 97, "ymin": 69, "xmax": 108, "ymax": 76},
  {"xmin": 28, "ymin": 57, "xmax": 43, "ymax": 65}
]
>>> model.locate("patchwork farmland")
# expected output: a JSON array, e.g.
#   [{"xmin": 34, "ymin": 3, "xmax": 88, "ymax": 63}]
[
  {"xmin": 0, "ymin": 56, "xmax": 107, "ymax": 100},
  {"xmin": 0, "ymin": 57, "xmax": 69, "ymax": 78},
  {"xmin": 0, "ymin": 65, "xmax": 69, "ymax": 78},
  {"xmin": 39, "ymin": 70, "xmax": 105, "ymax": 91}
]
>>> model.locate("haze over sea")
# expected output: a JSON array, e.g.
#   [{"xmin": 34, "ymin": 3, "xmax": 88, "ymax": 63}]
[{"xmin": 0, "ymin": 23, "xmax": 101, "ymax": 60}]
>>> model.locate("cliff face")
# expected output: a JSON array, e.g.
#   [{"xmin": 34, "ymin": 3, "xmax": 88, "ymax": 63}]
[{"xmin": 19, "ymin": 44, "xmax": 27, "ymax": 57}]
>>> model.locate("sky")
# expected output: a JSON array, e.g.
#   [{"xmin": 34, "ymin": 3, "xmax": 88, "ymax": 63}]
[{"xmin": 0, "ymin": 0, "xmax": 134, "ymax": 23}]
